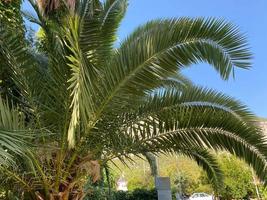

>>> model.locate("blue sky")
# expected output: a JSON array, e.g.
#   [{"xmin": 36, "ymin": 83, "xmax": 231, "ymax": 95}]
[{"xmin": 23, "ymin": 0, "xmax": 267, "ymax": 117}]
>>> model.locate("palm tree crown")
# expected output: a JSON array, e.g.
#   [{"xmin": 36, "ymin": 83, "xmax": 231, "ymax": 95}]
[{"xmin": 0, "ymin": 0, "xmax": 266, "ymax": 199}]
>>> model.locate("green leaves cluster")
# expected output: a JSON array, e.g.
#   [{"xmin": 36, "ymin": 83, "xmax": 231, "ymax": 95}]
[
  {"xmin": 0, "ymin": 0, "xmax": 23, "ymax": 30},
  {"xmin": 218, "ymin": 153, "xmax": 255, "ymax": 199},
  {"xmin": 0, "ymin": 0, "xmax": 25, "ymax": 104}
]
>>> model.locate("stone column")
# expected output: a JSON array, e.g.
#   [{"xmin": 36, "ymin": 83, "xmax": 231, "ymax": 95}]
[{"xmin": 156, "ymin": 177, "xmax": 172, "ymax": 200}]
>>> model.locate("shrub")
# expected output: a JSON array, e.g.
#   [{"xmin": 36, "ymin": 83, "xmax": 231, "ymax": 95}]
[{"xmin": 84, "ymin": 188, "xmax": 157, "ymax": 200}]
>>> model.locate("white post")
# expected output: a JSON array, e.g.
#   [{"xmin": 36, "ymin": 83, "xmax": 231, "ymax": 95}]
[{"xmin": 156, "ymin": 177, "xmax": 172, "ymax": 200}]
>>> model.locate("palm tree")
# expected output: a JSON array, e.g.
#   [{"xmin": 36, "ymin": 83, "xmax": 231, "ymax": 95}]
[{"xmin": 1, "ymin": 0, "xmax": 267, "ymax": 199}]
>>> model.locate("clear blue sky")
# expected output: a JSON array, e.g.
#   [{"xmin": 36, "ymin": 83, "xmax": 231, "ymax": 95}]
[{"xmin": 23, "ymin": 0, "xmax": 267, "ymax": 117}]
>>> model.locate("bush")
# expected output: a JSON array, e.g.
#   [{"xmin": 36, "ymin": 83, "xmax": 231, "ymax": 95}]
[
  {"xmin": 113, "ymin": 189, "xmax": 157, "ymax": 200},
  {"xmin": 130, "ymin": 188, "xmax": 157, "ymax": 200},
  {"xmin": 84, "ymin": 188, "xmax": 157, "ymax": 200},
  {"xmin": 218, "ymin": 153, "xmax": 255, "ymax": 199},
  {"xmin": 112, "ymin": 191, "xmax": 130, "ymax": 200}
]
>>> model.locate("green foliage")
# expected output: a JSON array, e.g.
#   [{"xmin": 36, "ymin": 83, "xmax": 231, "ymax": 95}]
[
  {"xmin": 173, "ymin": 172, "xmax": 191, "ymax": 194},
  {"xmin": 111, "ymin": 191, "xmax": 131, "ymax": 200},
  {"xmin": 110, "ymin": 189, "xmax": 158, "ymax": 200},
  {"xmin": 35, "ymin": 28, "xmax": 48, "ymax": 53},
  {"xmin": 173, "ymin": 171, "xmax": 207, "ymax": 195},
  {"xmin": 0, "ymin": 0, "xmax": 25, "ymax": 103},
  {"xmin": 111, "ymin": 154, "xmax": 263, "ymax": 199},
  {"xmin": 129, "ymin": 189, "xmax": 157, "ymax": 200},
  {"xmin": 111, "ymin": 157, "xmax": 154, "ymax": 190},
  {"xmin": 111, "ymin": 155, "xmax": 213, "ymax": 195},
  {"xmin": 0, "ymin": 97, "xmax": 31, "ymax": 166},
  {"xmin": 82, "ymin": 178, "xmax": 157, "ymax": 200},
  {"xmin": 217, "ymin": 153, "xmax": 255, "ymax": 199},
  {"xmin": 84, "ymin": 187, "xmax": 109, "ymax": 200},
  {"xmin": 0, "ymin": 0, "xmax": 23, "ymax": 30},
  {"xmin": 258, "ymin": 186, "xmax": 267, "ymax": 199}
]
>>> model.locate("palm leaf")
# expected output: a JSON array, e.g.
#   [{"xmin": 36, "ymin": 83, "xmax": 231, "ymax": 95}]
[
  {"xmin": 0, "ymin": 97, "xmax": 31, "ymax": 166},
  {"xmin": 87, "ymin": 18, "xmax": 251, "ymax": 135},
  {"xmin": 176, "ymin": 148, "xmax": 223, "ymax": 190},
  {"xmin": 98, "ymin": 86, "xmax": 267, "ymax": 182},
  {"xmin": 99, "ymin": 0, "xmax": 127, "ymax": 61}
]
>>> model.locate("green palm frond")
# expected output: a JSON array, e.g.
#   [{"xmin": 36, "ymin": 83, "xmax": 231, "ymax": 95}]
[
  {"xmin": 121, "ymin": 18, "xmax": 251, "ymax": 74},
  {"xmin": 63, "ymin": 0, "xmax": 127, "ymax": 147},
  {"xmin": 88, "ymin": 18, "xmax": 251, "ymax": 130},
  {"xmin": 98, "ymin": 86, "xmax": 267, "ymax": 182},
  {"xmin": 141, "ymin": 86, "xmax": 254, "ymax": 121},
  {"xmin": 78, "ymin": 0, "xmax": 127, "ymax": 66},
  {"xmin": 0, "ymin": 97, "xmax": 31, "ymax": 166},
  {"xmin": 99, "ymin": 0, "xmax": 127, "ymax": 59},
  {"xmin": 78, "ymin": 0, "xmax": 103, "ymax": 59},
  {"xmin": 0, "ymin": 167, "xmax": 33, "ymax": 191},
  {"xmin": 0, "ymin": 27, "xmax": 32, "ymax": 100},
  {"xmin": 177, "ymin": 148, "xmax": 223, "ymax": 190},
  {"xmin": 65, "ymin": 16, "xmax": 102, "ymax": 147},
  {"xmin": 0, "ymin": 23, "xmax": 66, "ymax": 132},
  {"xmin": 156, "ymin": 73, "xmax": 194, "ymax": 91}
]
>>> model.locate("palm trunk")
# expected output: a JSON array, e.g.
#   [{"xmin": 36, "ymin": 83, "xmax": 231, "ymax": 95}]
[{"xmin": 144, "ymin": 152, "xmax": 158, "ymax": 178}]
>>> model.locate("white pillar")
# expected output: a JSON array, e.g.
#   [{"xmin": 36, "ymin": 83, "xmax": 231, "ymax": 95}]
[{"xmin": 156, "ymin": 177, "xmax": 172, "ymax": 200}]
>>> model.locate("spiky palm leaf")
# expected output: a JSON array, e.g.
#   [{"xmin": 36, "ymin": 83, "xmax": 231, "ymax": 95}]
[
  {"xmin": 0, "ymin": 0, "xmax": 266, "ymax": 198},
  {"xmin": 0, "ymin": 97, "xmax": 30, "ymax": 166}
]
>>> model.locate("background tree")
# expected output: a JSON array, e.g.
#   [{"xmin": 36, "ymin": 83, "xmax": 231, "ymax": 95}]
[
  {"xmin": 218, "ymin": 153, "xmax": 255, "ymax": 199},
  {"xmin": 111, "ymin": 153, "xmax": 262, "ymax": 199}
]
